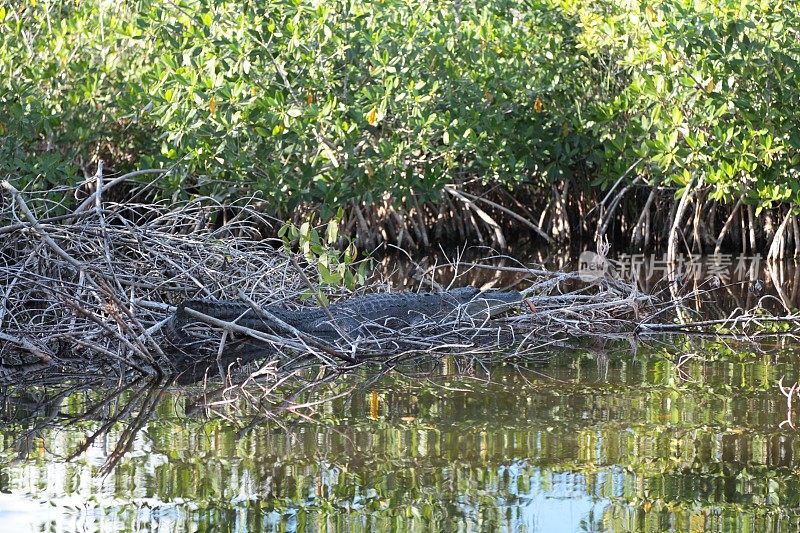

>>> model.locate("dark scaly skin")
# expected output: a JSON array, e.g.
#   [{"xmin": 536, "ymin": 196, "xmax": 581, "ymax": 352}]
[{"xmin": 168, "ymin": 286, "xmax": 522, "ymax": 345}]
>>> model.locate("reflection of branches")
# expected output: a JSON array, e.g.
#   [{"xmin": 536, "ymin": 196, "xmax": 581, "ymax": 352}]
[
  {"xmin": 778, "ymin": 377, "xmax": 800, "ymax": 430},
  {"xmin": 6, "ymin": 332, "xmax": 798, "ymax": 480},
  {"xmin": 3, "ymin": 381, "xmax": 92, "ymax": 460},
  {"xmin": 98, "ymin": 381, "xmax": 169, "ymax": 476},
  {"xmin": 2, "ymin": 378, "xmax": 169, "ymax": 474},
  {"xmin": 58, "ymin": 380, "xmax": 170, "ymax": 473}
]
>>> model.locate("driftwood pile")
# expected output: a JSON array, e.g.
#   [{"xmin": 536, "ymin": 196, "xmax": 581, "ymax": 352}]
[{"xmin": 1, "ymin": 179, "xmax": 657, "ymax": 386}]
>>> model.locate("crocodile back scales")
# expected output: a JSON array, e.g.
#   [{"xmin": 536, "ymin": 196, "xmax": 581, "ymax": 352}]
[{"xmin": 168, "ymin": 286, "xmax": 522, "ymax": 345}]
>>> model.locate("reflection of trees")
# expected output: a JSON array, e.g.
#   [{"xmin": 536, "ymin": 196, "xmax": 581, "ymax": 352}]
[{"xmin": 2, "ymin": 340, "xmax": 800, "ymax": 531}]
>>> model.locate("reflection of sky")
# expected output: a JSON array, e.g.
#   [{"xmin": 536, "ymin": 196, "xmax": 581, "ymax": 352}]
[
  {"xmin": 0, "ymin": 492, "xmax": 60, "ymax": 533},
  {"xmin": 520, "ymin": 469, "xmax": 608, "ymax": 533},
  {"xmin": 491, "ymin": 462, "xmax": 608, "ymax": 533},
  {"xmin": 0, "ymin": 459, "xmax": 615, "ymax": 533}
]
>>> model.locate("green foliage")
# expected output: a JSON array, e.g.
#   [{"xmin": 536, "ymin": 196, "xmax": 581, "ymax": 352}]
[
  {"xmin": 577, "ymin": 0, "xmax": 800, "ymax": 213},
  {"xmin": 1, "ymin": 0, "xmax": 799, "ymax": 214},
  {"xmin": 278, "ymin": 211, "xmax": 370, "ymax": 296}
]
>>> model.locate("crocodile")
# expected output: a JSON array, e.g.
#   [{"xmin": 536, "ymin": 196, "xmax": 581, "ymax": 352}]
[{"xmin": 168, "ymin": 286, "xmax": 523, "ymax": 347}]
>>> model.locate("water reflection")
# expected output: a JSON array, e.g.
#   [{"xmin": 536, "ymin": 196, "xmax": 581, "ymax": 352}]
[{"xmin": 3, "ymin": 338, "xmax": 800, "ymax": 532}]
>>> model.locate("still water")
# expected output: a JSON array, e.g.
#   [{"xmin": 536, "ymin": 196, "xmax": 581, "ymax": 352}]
[
  {"xmin": 3, "ymin": 254, "xmax": 800, "ymax": 532},
  {"xmin": 3, "ymin": 339, "xmax": 800, "ymax": 532}
]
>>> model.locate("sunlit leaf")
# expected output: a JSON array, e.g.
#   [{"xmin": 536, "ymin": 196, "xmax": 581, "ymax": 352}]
[
  {"xmin": 366, "ymin": 108, "xmax": 378, "ymax": 126},
  {"xmin": 326, "ymin": 219, "xmax": 339, "ymax": 244}
]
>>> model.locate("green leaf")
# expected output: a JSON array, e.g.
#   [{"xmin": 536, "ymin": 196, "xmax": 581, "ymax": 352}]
[
  {"xmin": 326, "ymin": 219, "xmax": 339, "ymax": 244},
  {"xmin": 318, "ymin": 263, "xmax": 341, "ymax": 285}
]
